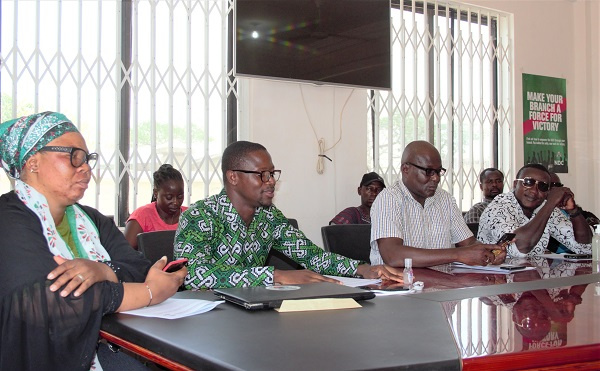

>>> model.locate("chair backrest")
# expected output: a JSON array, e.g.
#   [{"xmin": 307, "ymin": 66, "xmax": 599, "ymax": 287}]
[
  {"xmin": 137, "ymin": 230, "xmax": 177, "ymax": 264},
  {"xmin": 467, "ymin": 223, "xmax": 479, "ymax": 236},
  {"xmin": 287, "ymin": 218, "xmax": 299, "ymax": 229},
  {"xmin": 321, "ymin": 224, "xmax": 371, "ymax": 262},
  {"xmin": 265, "ymin": 249, "xmax": 302, "ymax": 270}
]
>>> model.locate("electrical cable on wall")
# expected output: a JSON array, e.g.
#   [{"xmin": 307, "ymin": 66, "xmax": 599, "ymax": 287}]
[{"xmin": 300, "ymin": 85, "xmax": 354, "ymax": 174}]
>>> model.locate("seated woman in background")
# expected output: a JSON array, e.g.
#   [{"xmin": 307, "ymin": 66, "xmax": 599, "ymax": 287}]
[
  {"xmin": 0, "ymin": 112, "xmax": 187, "ymax": 370},
  {"xmin": 124, "ymin": 163, "xmax": 187, "ymax": 250}
]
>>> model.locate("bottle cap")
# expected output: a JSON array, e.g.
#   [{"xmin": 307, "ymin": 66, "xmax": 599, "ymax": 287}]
[
  {"xmin": 404, "ymin": 258, "xmax": 412, "ymax": 268},
  {"xmin": 413, "ymin": 281, "xmax": 424, "ymax": 291}
]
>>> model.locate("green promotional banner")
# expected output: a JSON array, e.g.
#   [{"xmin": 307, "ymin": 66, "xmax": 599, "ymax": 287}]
[{"xmin": 522, "ymin": 73, "xmax": 568, "ymax": 173}]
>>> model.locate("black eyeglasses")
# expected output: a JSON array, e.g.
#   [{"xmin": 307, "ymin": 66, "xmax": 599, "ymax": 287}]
[
  {"xmin": 406, "ymin": 162, "xmax": 446, "ymax": 177},
  {"xmin": 550, "ymin": 182, "xmax": 563, "ymax": 188},
  {"xmin": 516, "ymin": 177, "xmax": 550, "ymax": 192},
  {"xmin": 39, "ymin": 146, "xmax": 98, "ymax": 169},
  {"xmin": 232, "ymin": 169, "xmax": 281, "ymax": 183}
]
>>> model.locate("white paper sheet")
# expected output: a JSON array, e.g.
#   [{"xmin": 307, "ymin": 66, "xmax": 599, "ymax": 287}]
[
  {"xmin": 324, "ymin": 275, "xmax": 381, "ymax": 287},
  {"xmin": 121, "ymin": 298, "xmax": 224, "ymax": 319}
]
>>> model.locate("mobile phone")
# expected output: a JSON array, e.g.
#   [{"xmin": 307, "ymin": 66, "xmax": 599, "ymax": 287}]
[
  {"xmin": 496, "ymin": 233, "xmax": 516, "ymax": 247},
  {"xmin": 499, "ymin": 264, "xmax": 526, "ymax": 271},
  {"xmin": 563, "ymin": 254, "xmax": 592, "ymax": 260},
  {"xmin": 163, "ymin": 258, "xmax": 188, "ymax": 272}
]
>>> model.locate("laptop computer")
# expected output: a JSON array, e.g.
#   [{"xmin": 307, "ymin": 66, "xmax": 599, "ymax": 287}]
[{"xmin": 213, "ymin": 282, "xmax": 376, "ymax": 310}]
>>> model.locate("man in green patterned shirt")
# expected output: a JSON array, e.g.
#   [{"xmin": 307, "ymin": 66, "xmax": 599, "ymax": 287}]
[{"xmin": 174, "ymin": 141, "xmax": 402, "ymax": 289}]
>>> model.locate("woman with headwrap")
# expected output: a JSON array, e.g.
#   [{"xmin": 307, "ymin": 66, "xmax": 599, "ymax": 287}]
[{"xmin": 0, "ymin": 112, "xmax": 187, "ymax": 370}]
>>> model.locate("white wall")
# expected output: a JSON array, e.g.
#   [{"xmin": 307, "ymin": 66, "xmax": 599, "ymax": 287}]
[
  {"xmin": 239, "ymin": 1, "xmax": 600, "ymax": 245},
  {"xmin": 240, "ymin": 78, "xmax": 369, "ymax": 246}
]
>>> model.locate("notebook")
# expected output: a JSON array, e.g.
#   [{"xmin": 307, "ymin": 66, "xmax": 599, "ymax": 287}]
[{"xmin": 213, "ymin": 281, "xmax": 376, "ymax": 310}]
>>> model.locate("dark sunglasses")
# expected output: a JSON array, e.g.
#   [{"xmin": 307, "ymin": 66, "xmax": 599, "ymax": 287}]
[
  {"xmin": 38, "ymin": 146, "xmax": 98, "ymax": 169},
  {"xmin": 406, "ymin": 162, "xmax": 446, "ymax": 177},
  {"xmin": 516, "ymin": 177, "xmax": 550, "ymax": 192},
  {"xmin": 550, "ymin": 182, "xmax": 563, "ymax": 188}
]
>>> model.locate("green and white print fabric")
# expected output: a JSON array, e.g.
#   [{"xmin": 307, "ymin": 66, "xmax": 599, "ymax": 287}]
[{"xmin": 175, "ymin": 189, "xmax": 361, "ymax": 289}]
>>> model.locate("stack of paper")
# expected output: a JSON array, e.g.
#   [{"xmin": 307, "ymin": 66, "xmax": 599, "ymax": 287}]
[
  {"xmin": 324, "ymin": 275, "xmax": 381, "ymax": 287},
  {"xmin": 121, "ymin": 298, "xmax": 224, "ymax": 319}
]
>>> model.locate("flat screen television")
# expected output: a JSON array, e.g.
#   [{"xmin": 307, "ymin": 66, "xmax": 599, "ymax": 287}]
[{"xmin": 235, "ymin": 0, "xmax": 391, "ymax": 90}]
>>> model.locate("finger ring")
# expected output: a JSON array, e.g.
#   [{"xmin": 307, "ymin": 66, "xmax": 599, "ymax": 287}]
[{"xmin": 77, "ymin": 274, "xmax": 85, "ymax": 281}]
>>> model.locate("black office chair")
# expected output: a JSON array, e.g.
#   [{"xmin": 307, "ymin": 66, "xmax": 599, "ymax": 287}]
[
  {"xmin": 467, "ymin": 223, "xmax": 479, "ymax": 237},
  {"xmin": 265, "ymin": 217, "xmax": 302, "ymax": 270},
  {"xmin": 287, "ymin": 218, "xmax": 298, "ymax": 229},
  {"xmin": 137, "ymin": 230, "xmax": 177, "ymax": 264},
  {"xmin": 321, "ymin": 224, "xmax": 371, "ymax": 262}
]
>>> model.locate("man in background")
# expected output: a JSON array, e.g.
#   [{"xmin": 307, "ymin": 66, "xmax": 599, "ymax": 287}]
[
  {"xmin": 547, "ymin": 171, "xmax": 599, "ymax": 253},
  {"xmin": 464, "ymin": 168, "xmax": 504, "ymax": 224},
  {"xmin": 478, "ymin": 164, "xmax": 591, "ymax": 257},
  {"xmin": 549, "ymin": 172, "xmax": 599, "ymax": 227},
  {"xmin": 330, "ymin": 172, "xmax": 385, "ymax": 225},
  {"xmin": 370, "ymin": 140, "xmax": 504, "ymax": 268}
]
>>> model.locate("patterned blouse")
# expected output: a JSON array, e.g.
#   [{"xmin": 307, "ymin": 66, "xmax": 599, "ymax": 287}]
[
  {"xmin": 174, "ymin": 189, "xmax": 361, "ymax": 289},
  {"xmin": 478, "ymin": 192, "xmax": 591, "ymax": 258}
]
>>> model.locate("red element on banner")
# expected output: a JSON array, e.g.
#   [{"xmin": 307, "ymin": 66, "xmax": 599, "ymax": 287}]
[
  {"xmin": 523, "ymin": 119, "xmax": 534, "ymax": 136},
  {"xmin": 523, "ymin": 98, "xmax": 567, "ymax": 136}
]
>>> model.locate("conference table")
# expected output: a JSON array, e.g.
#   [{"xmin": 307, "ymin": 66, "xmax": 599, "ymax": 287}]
[{"xmin": 100, "ymin": 257, "xmax": 600, "ymax": 370}]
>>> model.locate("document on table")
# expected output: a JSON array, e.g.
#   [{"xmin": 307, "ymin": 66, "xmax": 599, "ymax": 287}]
[
  {"xmin": 324, "ymin": 275, "xmax": 414, "ymax": 295},
  {"xmin": 325, "ymin": 275, "xmax": 381, "ymax": 287},
  {"xmin": 451, "ymin": 262, "xmax": 536, "ymax": 274},
  {"xmin": 121, "ymin": 298, "xmax": 224, "ymax": 319}
]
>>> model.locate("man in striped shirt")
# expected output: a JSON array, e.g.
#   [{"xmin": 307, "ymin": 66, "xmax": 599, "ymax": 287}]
[{"xmin": 369, "ymin": 140, "xmax": 505, "ymax": 268}]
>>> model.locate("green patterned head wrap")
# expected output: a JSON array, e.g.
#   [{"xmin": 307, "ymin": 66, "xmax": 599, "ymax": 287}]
[{"xmin": 0, "ymin": 111, "xmax": 79, "ymax": 179}]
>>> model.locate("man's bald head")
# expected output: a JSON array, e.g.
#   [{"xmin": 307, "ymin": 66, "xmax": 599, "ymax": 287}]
[
  {"xmin": 401, "ymin": 140, "xmax": 441, "ymax": 164},
  {"xmin": 401, "ymin": 140, "xmax": 443, "ymax": 205}
]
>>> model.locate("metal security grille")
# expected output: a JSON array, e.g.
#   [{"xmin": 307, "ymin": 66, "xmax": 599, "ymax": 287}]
[
  {"xmin": 0, "ymin": 0, "xmax": 234, "ymax": 225},
  {"xmin": 368, "ymin": 1, "xmax": 513, "ymax": 211},
  {"xmin": 448, "ymin": 298, "xmax": 515, "ymax": 357}
]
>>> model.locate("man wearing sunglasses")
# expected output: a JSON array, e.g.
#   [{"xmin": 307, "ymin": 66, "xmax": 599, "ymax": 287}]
[
  {"xmin": 370, "ymin": 141, "xmax": 506, "ymax": 268},
  {"xmin": 478, "ymin": 164, "xmax": 592, "ymax": 257},
  {"xmin": 174, "ymin": 141, "xmax": 403, "ymax": 289}
]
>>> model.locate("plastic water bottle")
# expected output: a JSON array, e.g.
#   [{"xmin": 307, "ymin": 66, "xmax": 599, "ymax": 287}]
[
  {"xmin": 592, "ymin": 224, "xmax": 600, "ymax": 273},
  {"xmin": 403, "ymin": 258, "xmax": 414, "ymax": 289}
]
